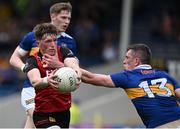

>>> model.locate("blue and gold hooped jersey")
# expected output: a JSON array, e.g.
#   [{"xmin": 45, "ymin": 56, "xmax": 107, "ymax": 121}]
[
  {"xmin": 19, "ymin": 31, "xmax": 77, "ymax": 88},
  {"xmin": 110, "ymin": 65, "xmax": 180, "ymax": 128}
]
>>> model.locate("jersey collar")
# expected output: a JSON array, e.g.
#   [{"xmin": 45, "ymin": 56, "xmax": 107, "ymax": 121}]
[
  {"xmin": 38, "ymin": 50, "xmax": 43, "ymax": 59},
  {"xmin": 134, "ymin": 64, "xmax": 152, "ymax": 69}
]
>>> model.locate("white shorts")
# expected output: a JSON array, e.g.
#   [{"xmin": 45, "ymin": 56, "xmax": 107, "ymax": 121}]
[{"xmin": 21, "ymin": 87, "xmax": 35, "ymax": 111}]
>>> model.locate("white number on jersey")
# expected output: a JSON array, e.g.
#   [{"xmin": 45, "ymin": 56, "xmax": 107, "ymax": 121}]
[{"xmin": 138, "ymin": 78, "xmax": 172, "ymax": 98}]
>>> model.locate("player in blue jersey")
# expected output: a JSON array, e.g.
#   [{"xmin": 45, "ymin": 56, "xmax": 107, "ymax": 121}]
[
  {"xmin": 9, "ymin": 2, "xmax": 76, "ymax": 128},
  {"xmin": 81, "ymin": 44, "xmax": 180, "ymax": 128}
]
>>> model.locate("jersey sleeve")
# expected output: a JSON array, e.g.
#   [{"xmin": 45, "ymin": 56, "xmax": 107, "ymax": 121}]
[
  {"xmin": 68, "ymin": 38, "xmax": 77, "ymax": 55},
  {"xmin": 169, "ymin": 76, "xmax": 180, "ymax": 90},
  {"xmin": 19, "ymin": 32, "xmax": 36, "ymax": 51},
  {"xmin": 162, "ymin": 71, "xmax": 180, "ymax": 90},
  {"xmin": 59, "ymin": 46, "xmax": 75, "ymax": 61},
  {"xmin": 24, "ymin": 56, "xmax": 38, "ymax": 73},
  {"xmin": 110, "ymin": 71, "xmax": 128, "ymax": 88},
  {"xmin": 57, "ymin": 33, "xmax": 77, "ymax": 55}
]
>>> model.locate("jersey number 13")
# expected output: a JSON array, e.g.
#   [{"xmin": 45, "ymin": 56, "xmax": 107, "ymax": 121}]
[{"xmin": 138, "ymin": 78, "xmax": 172, "ymax": 98}]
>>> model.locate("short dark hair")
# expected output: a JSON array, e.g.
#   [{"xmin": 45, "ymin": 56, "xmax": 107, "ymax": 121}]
[
  {"xmin": 127, "ymin": 44, "xmax": 152, "ymax": 64},
  {"xmin": 33, "ymin": 23, "xmax": 58, "ymax": 40},
  {"xmin": 50, "ymin": 2, "xmax": 72, "ymax": 15}
]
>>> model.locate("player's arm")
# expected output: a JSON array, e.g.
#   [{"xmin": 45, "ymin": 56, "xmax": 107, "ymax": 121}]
[
  {"xmin": 175, "ymin": 88, "xmax": 180, "ymax": 99},
  {"xmin": 171, "ymin": 76, "xmax": 180, "ymax": 99},
  {"xmin": 25, "ymin": 56, "xmax": 58, "ymax": 89},
  {"xmin": 81, "ymin": 68, "xmax": 116, "ymax": 88},
  {"xmin": 60, "ymin": 46, "xmax": 81, "ymax": 80},
  {"xmin": 9, "ymin": 46, "xmax": 28, "ymax": 72}
]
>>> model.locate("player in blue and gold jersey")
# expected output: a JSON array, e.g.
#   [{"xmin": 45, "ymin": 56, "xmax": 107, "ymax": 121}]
[
  {"xmin": 9, "ymin": 2, "xmax": 76, "ymax": 128},
  {"xmin": 81, "ymin": 44, "xmax": 180, "ymax": 128}
]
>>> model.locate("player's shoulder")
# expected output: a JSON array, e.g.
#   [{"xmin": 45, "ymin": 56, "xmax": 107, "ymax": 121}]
[
  {"xmin": 154, "ymin": 68, "xmax": 169, "ymax": 75},
  {"xmin": 23, "ymin": 31, "xmax": 35, "ymax": 40},
  {"xmin": 25, "ymin": 31, "xmax": 35, "ymax": 37},
  {"xmin": 59, "ymin": 32, "xmax": 74, "ymax": 39}
]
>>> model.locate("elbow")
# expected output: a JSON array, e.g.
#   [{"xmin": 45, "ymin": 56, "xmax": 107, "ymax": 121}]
[
  {"xmin": 31, "ymin": 80, "xmax": 37, "ymax": 88},
  {"xmin": 31, "ymin": 81, "xmax": 41, "ymax": 89},
  {"xmin": 9, "ymin": 57, "xmax": 13, "ymax": 65},
  {"xmin": 9, "ymin": 55, "xmax": 16, "ymax": 66},
  {"xmin": 30, "ymin": 78, "xmax": 41, "ymax": 88},
  {"xmin": 30, "ymin": 78, "xmax": 48, "ymax": 89}
]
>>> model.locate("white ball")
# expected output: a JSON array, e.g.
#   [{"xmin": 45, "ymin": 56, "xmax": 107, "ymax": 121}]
[{"xmin": 54, "ymin": 67, "xmax": 78, "ymax": 93}]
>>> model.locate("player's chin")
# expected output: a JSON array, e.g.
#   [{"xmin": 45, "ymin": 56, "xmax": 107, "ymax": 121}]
[
  {"xmin": 48, "ymin": 50, "xmax": 56, "ymax": 56},
  {"xmin": 61, "ymin": 27, "xmax": 67, "ymax": 31}
]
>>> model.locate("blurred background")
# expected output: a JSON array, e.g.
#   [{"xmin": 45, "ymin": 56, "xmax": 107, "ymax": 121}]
[{"xmin": 0, "ymin": 0, "xmax": 180, "ymax": 128}]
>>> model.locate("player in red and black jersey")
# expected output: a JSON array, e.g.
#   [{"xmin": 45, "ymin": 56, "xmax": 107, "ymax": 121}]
[
  {"xmin": 9, "ymin": 2, "xmax": 77, "ymax": 128},
  {"xmin": 25, "ymin": 23, "xmax": 81, "ymax": 128}
]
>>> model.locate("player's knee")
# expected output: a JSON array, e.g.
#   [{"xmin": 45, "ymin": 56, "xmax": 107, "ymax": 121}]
[{"xmin": 26, "ymin": 108, "xmax": 34, "ymax": 116}]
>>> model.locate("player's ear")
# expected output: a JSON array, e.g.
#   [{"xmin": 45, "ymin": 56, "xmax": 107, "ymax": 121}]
[
  {"xmin": 135, "ymin": 57, "xmax": 141, "ymax": 66},
  {"xmin": 36, "ymin": 40, "xmax": 40, "ymax": 45},
  {"xmin": 50, "ymin": 14, "xmax": 56, "ymax": 22}
]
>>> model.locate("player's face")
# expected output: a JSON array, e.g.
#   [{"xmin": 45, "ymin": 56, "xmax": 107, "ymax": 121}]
[
  {"xmin": 52, "ymin": 10, "xmax": 71, "ymax": 33},
  {"xmin": 39, "ymin": 34, "xmax": 57, "ymax": 56},
  {"xmin": 123, "ymin": 49, "xmax": 139, "ymax": 70}
]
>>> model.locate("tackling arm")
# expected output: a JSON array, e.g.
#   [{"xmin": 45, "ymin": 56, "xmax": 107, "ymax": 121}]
[{"xmin": 81, "ymin": 68, "xmax": 116, "ymax": 88}]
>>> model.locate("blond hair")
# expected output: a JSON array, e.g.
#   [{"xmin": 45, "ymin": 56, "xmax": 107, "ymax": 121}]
[{"xmin": 50, "ymin": 2, "xmax": 72, "ymax": 15}]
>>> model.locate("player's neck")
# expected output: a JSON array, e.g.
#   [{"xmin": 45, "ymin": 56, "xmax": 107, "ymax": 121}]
[{"xmin": 58, "ymin": 30, "xmax": 64, "ymax": 35}]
